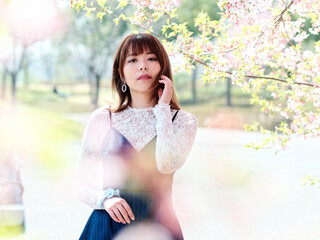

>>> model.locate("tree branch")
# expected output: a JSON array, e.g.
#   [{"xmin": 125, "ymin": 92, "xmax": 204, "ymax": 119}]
[
  {"xmin": 89, "ymin": 4, "xmax": 166, "ymax": 41},
  {"xmin": 253, "ymin": 0, "xmax": 295, "ymax": 48},
  {"xmin": 273, "ymin": 0, "xmax": 295, "ymax": 29},
  {"xmin": 281, "ymin": 20, "xmax": 307, "ymax": 63},
  {"xmin": 80, "ymin": 1, "xmax": 320, "ymax": 89},
  {"xmin": 224, "ymin": 71, "xmax": 319, "ymax": 88}
]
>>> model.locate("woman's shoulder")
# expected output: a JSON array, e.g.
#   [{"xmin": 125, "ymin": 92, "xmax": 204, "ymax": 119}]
[
  {"xmin": 87, "ymin": 105, "xmax": 112, "ymax": 123},
  {"xmin": 174, "ymin": 108, "xmax": 198, "ymax": 126},
  {"xmin": 91, "ymin": 105, "xmax": 112, "ymax": 115}
]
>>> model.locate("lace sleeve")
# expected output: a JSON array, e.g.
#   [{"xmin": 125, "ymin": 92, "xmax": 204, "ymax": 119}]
[
  {"xmin": 76, "ymin": 107, "xmax": 110, "ymax": 209},
  {"xmin": 153, "ymin": 104, "xmax": 198, "ymax": 174}
]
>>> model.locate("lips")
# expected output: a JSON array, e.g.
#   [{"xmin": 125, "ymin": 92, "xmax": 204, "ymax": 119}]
[{"xmin": 138, "ymin": 74, "xmax": 152, "ymax": 80}]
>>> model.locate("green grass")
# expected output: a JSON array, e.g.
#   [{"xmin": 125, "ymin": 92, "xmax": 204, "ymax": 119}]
[
  {"xmin": 17, "ymin": 84, "xmax": 93, "ymax": 113},
  {"xmin": 0, "ymin": 100, "xmax": 83, "ymax": 170},
  {"xmin": 176, "ymin": 81, "xmax": 278, "ymax": 130},
  {"xmin": 13, "ymin": 81, "xmax": 279, "ymax": 131}
]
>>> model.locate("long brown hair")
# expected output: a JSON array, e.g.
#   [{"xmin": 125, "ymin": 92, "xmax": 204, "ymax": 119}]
[{"xmin": 110, "ymin": 33, "xmax": 180, "ymax": 112}]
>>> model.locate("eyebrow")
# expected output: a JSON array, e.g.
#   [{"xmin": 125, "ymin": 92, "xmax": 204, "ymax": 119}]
[{"xmin": 127, "ymin": 52, "xmax": 156, "ymax": 57}]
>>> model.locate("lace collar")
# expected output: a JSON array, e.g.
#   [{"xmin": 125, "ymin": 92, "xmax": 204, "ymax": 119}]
[{"xmin": 127, "ymin": 105, "xmax": 154, "ymax": 112}]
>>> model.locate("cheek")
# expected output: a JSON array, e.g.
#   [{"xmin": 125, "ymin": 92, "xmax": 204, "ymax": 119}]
[
  {"xmin": 154, "ymin": 62, "xmax": 161, "ymax": 74},
  {"xmin": 123, "ymin": 65, "xmax": 133, "ymax": 77}
]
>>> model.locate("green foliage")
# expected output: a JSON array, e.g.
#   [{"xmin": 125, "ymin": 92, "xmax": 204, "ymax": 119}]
[
  {"xmin": 175, "ymin": 0, "xmax": 221, "ymax": 34},
  {"xmin": 244, "ymin": 121, "xmax": 260, "ymax": 132},
  {"xmin": 85, "ymin": 7, "xmax": 96, "ymax": 17},
  {"xmin": 117, "ymin": 0, "xmax": 129, "ymax": 9},
  {"xmin": 97, "ymin": 0, "xmax": 108, "ymax": 7},
  {"xmin": 96, "ymin": 12, "xmax": 106, "ymax": 21},
  {"xmin": 303, "ymin": 176, "xmax": 320, "ymax": 188}
]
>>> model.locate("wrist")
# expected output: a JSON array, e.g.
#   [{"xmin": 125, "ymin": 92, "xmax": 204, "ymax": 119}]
[
  {"xmin": 153, "ymin": 102, "xmax": 171, "ymax": 117},
  {"xmin": 98, "ymin": 188, "xmax": 121, "ymax": 209},
  {"xmin": 154, "ymin": 102, "xmax": 170, "ymax": 111},
  {"xmin": 157, "ymin": 101, "xmax": 170, "ymax": 105}
]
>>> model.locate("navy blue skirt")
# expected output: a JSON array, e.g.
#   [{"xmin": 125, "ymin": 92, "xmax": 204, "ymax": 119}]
[
  {"xmin": 79, "ymin": 190, "xmax": 183, "ymax": 240},
  {"xmin": 79, "ymin": 190, "xmax": 153, "ymax": 240}
]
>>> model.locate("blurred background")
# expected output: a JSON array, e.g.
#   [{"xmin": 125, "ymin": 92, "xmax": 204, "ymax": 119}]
[{"xmin": 0, "ymin": 0, "xmax": 319, "ymax": 239}]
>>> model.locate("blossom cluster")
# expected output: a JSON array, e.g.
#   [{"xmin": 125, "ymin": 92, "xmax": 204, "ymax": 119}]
[
  {"xmin": 130, "ymin": 0, "xmax": 182, "ymax": 12},
  {"xmin": 127, "ymin": 0, "xmax": 181, "ymax": 27},
  {"xmin": 207, "ymin": 0, "xmax": 320, "ymax": 148},
  {"xmin": 217, "ymin": 0, "xmax": 274, "ymax": 25},
  {"xmin": 73, "ymin": 0, "xmax": 320, "ymax": 151}
]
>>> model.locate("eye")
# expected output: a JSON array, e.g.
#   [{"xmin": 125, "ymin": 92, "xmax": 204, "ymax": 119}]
[
  {"xmin": 148, "ymin": 57, "xmax": 158, "ymax": 61},
  {"xmin": 128, "ymin": 59, "xmax": 137, "ymax": 63}
]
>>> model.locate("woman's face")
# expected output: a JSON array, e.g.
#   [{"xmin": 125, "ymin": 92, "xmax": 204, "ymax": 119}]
[{"xmin": 122, "ymin": 46, "xmax": 161, "ymax": 94}]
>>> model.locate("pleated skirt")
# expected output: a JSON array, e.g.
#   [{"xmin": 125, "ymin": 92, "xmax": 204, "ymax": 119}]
[
  {"xmin": 79, "ymin": 190, "xmax": 183, "ymax": 240},
  {"xmin": 79, "ymin": 190, "xmax": 152, "ymax": 240}
]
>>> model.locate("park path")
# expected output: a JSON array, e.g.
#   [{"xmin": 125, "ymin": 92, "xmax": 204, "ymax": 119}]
[{"xmin": 12, "ymin": 114, "xmax": 320, "ymax": 240}]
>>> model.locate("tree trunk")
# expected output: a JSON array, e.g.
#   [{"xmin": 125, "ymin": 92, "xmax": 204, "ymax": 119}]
[
  {"xmin": 92, "ymin": 73, "xmax": 101, "ymax": 108},
  {"xmin": 191, "ymin": 67, "xmax": 197, "ymax": 104},
  {"xmin": 1, "ymin": 70, "xmax": 7, "ymax": 99},
  {"xmin": 226, "ymin": 77, "xmax": 232, "ymax": 107},
  {"xmin": 23, "ymin": 63, "xmax": 29, "ymax": 89},
  {"xmin": 88, "ymin": 66, "xmax": 95, "ymax": 104},
  {"xmin": 11, "ymin": 72, "xmax": 17, "ymax": 107}
]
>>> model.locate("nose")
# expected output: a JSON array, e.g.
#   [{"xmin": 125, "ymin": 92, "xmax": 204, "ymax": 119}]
[
  {"xmin": 139, "ymin": 66, "xmax": 148, "ymax": 71},
  {"xmin": 139, "ymin": 61, "xmax": 148, "ymax": 71}
]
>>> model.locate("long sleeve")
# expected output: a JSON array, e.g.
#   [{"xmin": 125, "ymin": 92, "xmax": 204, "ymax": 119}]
[
  {"xmin": 153, "ymin": 104, "xmax": 198, "ymax": 174},
  {"xmin": 76, "ymin": 107, "xmax": 110, "ymax": 209}
]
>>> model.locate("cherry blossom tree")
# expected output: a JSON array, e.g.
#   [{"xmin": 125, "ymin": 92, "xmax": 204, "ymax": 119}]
[
  {"xmin": 71, "ymin": 0, "xmax": 320, "ymax": 155},
  {"xmin": 0, "ymin": 0, "xmax": 65, "ymax": 106}
]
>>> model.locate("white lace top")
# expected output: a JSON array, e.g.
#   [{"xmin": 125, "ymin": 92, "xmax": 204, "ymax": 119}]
[{"xmin": 76, "ymin": 103, "xmax": 198, "ymax": 209}]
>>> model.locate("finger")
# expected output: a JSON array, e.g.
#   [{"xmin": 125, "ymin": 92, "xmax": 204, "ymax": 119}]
[
  {"xmin": 106, "ymin": 209, "xmax": 120, "ymax": 223},
  {"xmin": 160, "ymin": 75, "xmax": 172, "ymax": 81},
  {"xmin": 160, "ymin": 76, "xmax": 173, "ymax": 86},
  {"xmin": 121, "ymin": 201, "xmax": 135, "ymax": 221},
  {"xmin": 117, "ymin": 205, "xmax": 131, "ymax": 223},
  {"xmin": 113, "ymin": 208, "xmax": 126, "ymax": 224},
  {"xmin": 159, "ymin": 81, "xmax": 173, "ymax": 92},
  {"xmin": 159, "ymin": 79, "xmax": 172, "ymax": 87},
  {"xmin": 159, "ymin": 78, "xmax": 171, "ymax": 83}
]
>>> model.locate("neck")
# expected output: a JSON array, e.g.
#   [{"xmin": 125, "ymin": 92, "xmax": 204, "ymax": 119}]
[{"xmin": 129, "ymin": 92, "xmax": 157, "ymax": 109}]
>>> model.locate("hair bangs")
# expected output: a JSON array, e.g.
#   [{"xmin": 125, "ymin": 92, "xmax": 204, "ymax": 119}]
[{"xmin": 125, "ymin": 34, "xmax": 160, "ymax": 58}]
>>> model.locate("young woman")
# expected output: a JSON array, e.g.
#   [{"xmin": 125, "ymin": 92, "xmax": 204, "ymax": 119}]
[{"xmin": 77, "ymin": 33, "xmax": 198, "ymax": 240}]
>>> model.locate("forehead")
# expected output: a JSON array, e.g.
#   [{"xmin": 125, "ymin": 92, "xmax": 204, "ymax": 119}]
[{"xmin": 126, "ymin": 44, "xmax": 153, "ymax": 55}]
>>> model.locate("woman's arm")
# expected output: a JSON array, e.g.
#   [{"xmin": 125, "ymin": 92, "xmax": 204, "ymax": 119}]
[
  {"xmin": 76, "ymin": 107, "xmax": 111, "ymax": 209},
  {"xmin": 153, "ymin": 104, "xmax": 198, "ymax": 174},
  {"xmin": 76, "ymin": 107, "xmax": 135, "ymax": 223}
]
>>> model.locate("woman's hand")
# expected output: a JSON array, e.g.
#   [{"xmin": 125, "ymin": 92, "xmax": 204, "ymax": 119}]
[
  {"xmin": 158, "ymin": 75, "xmax": 173, "ymax": 105},
  {"xmin": 103, "ymin": 197, "xmax": 135, "ymax": 224}
]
